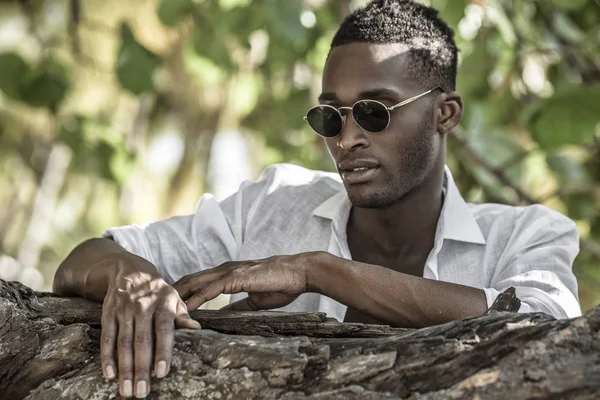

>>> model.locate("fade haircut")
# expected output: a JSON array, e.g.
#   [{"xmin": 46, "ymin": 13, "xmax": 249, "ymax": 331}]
[{"xmin": 330, "ymin": 0, "xmax": 458, "ymax": 91}]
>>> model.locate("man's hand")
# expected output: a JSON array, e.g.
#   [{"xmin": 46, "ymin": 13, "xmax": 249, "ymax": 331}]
[
  {"xmin": 173, "ymin": 252, "xmax": 321, "ymax": 312},
  {"xmin": 100, "ymin": 254, "xmax": 200, "ymax": 398}
]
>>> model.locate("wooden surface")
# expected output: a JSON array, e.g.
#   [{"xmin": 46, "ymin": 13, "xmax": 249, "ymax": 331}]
[{"xmin": 1, "ymin": 279, "xmax": 598, "ymax": 399}]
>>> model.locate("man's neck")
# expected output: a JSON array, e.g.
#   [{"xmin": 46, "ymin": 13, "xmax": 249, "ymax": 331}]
[{"xmin": 347, "ymin": 168, "xmax": 445, "ymax": 256}]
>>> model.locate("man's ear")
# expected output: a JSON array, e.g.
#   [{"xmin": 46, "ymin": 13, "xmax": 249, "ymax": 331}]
[{"xmin": 437, "ymin": 91, "xmax": 463, "ymax": 134}]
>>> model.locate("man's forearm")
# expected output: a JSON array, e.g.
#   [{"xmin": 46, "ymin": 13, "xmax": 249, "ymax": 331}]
[
  {"xmin": 53, "ymin": 238, "xmax": 160, "ymax": 302},
  {"xmin": 307, "ymin": 252, "xmax": 488, "ymax": 328}
]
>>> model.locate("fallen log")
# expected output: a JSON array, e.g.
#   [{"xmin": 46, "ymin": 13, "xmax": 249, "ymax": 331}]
[{"xmin": 0, "ymin": 279, "xmax": 598, "ymax": 399}]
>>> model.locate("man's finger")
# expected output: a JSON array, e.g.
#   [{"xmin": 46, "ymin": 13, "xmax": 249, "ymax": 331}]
[
  {"xmin": 221, "ymin": 293, "xmax": 286, "ymax": 311},
  {"xmin": 221, "ymin": 296, "xmax": 261, "ymax": 311},
  {"xmin": 184, "ymin": 282, "xmax": 226, "ymax": 311},
  {"xmin": 154, "ymin": 310, "xmax": 175, "ymax": 379},
  {"xmin": 133, "ymin": 313, "xmax": 153, "ymax": 398},
  {"xmin": 117, "ymin": 315, "xmax": 135, "ymax": 398},
  {"xmin": 100, "ymin": 313, "xmax": 117, "ymax": 380},
  {"xmin": 174, "ymin": 304, "xmax": 202, "ymax": 330},
  {"xmin": 173, "ymin": 269, "xmax": 226, "ymax": 300}
]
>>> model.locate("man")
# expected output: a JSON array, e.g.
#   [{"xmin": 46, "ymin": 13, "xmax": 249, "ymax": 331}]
[{"xmin": 53, "ymin": 0, "xmax": 581, "ymax": 398}]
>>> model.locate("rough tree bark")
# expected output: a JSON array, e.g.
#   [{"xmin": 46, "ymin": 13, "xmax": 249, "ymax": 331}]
[{"xmin": 1, "ymin": 279, "xmax": 599, "ymax": 399}]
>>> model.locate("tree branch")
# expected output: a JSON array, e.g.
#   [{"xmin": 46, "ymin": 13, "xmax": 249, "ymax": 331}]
[
  {"xmin": 449, "ymin": 127, "xmax": 600, "ymax": 261},
  {"xmin": 500, "ymin": 150, "xmax": 530, "ymax": 170},
  {"xmin": 4, "ymin": 279, "xmax": 600, "ymax": 399},
  {"xmin": 69, "ymin": 0, "xmax": 81, "ymax": 55},
  {"xmin": 448, "ymin": 128, "xmax": 536, "ymax": 204},
  {"xmin": 538, "ymin": 185, "xmax": 598, "ymax": 203},
  {"xmin": 17, "ymin": 142, "xmax": 72, "ymax": 278}
]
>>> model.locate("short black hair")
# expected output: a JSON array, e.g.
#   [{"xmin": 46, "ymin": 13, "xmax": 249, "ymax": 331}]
[{"xmin": 330, "ymin": 0, "xmax": 458, "ymax": 91}]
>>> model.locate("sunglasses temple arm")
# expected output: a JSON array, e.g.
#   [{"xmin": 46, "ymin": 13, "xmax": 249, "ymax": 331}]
[{"xmin": 387, "ymin": 87, "xmax": 439, "ymax": 111}]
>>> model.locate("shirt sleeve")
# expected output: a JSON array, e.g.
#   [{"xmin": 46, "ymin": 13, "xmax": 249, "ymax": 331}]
[
  {"xmin": 482, "ymin": 206, "xmax": 582, "ymax": 319},
  {"xmin": 103, "ymin": 192, "xmax": 241, "ymax": 284},
  {"xmin": 101, "ymin": 164, "xmax": 315, "ymax": 284}
]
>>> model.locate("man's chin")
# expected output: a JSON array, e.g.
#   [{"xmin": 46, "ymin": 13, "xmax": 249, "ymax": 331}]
[{"xmin": 346, "ymin": 188, "xmax": 394, "ymax": 209}]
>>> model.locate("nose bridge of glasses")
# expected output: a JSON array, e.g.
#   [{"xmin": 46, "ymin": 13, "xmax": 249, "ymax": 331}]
[
  {"xmin": 330, "ymin": 106, "xmax": 349, "ymax": 127},
  {"xmin": 338, "ymin": 108, "xmax": 370, "ymax": 148},
  {"xmin": 337, "ymin": 106, "xmax": 352, "ymax": 116}
]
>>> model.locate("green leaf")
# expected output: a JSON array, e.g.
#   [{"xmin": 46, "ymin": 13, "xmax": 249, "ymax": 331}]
[
  {"xmin": 95, "ymin": 140, "xmax": 118, "ymax": 181},
  {"xmin": 183, "ymin": 38, "xmax": 226, "ymax": 85},
  {"xmin": 0, "ymin": 52, "xmax": 29, "ymax": 100},
  {"xmin": 552, "ymin": 12, "xmax": 585, "ymax": 43},
  {"xmin": 20, "ymin": 63, "xmax": 70, "ymax": 109},
  {"xmin": 224, "ymin": 6, "xmax": 267, "ymax": 43},
  {"xmin": 483, "ymin": 90, "xmax": 520, "ymax": 127},
  {"xmin": 219, "ymin": 0, "xmax": 252, "ymax": 9},
  {"xmin": 307, "ymin": 34, "xmax": 332, "ymax": 70},
  {"xmin": 456, "ymin": 30, "xmax": 494, "ymax": 100},
  {"xmin": 546, "ymin": 152, "xmax": 590, "ymax": 185},
  {"xmin": 565, "ymin": 193, "xmax": 597, "ymax": 221},
  {"xmin": 468, "ymin": 129, "xmax": 522, "ymax": 165},
  {"xmin": 434, "ymin": 0, "xmax": 467, "ymax": 29},
  {"xmin": 244, "ymin": 88, "xmax": 311, "ymax": 136},
  {"xmin": 0, "ymin": 54, "xmax": 69, "ymax": 109},
  {"xmin": 192, "ymin": 10, "xmax": 235, "ymax": 70},
  {"xmin": 109, "ymin": 147, "xmax": 136, "ymax": 184},
  {"xmin": 116, "ymin": 24, "xmax": 159, "ymax": 95},
  {"xmin": 486, "ymin": 0, "xmax": 517, "ymax": 47},
  {"xmin": 60, "ymin": 116, "xmax": 135, "ymax": 183},
  {"xmin": 157, "ymin": 0, "xmax": 193, "ymax": 27},
  {"xmin": 229, "ymin": 73, "xmax": 261, "ymax": 118},
  {"xmin": 528, "ymin": 86, "xmax": 600, "ymax": 151},
  {"xmin": 58, "ymin": 116, "xmax": 85, "ymax": 154},
  {"xmin": 550, "ymin": 0, "xmax": 588, "ymax": 11},
  {"xmin": 266, "ymin": 0, "xmax": 307, "ymax": 46}
]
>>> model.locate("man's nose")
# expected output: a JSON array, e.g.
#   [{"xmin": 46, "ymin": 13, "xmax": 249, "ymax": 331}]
[{"xmin": 338, "ymin": 112, "xmax": 370, "ymax": 151}]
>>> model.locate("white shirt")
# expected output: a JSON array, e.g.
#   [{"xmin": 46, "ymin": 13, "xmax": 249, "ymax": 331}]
[{"xmin": 104, "ymin": 163, "xmax": 582, "ymax": 321}]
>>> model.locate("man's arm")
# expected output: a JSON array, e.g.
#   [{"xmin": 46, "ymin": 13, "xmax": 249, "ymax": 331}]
[
  {"xmin": 53, "ymin": 238, "xmax": 159, "ymax": 300},
  {"xmin": 176, "ymin": 209, "xmax": 581, "ymax": 326},
  {"xmin": 480, "ymin": 206, "xmax": 581, "ymax": 319},
  {"xmin": 174, "ymin": 251, "xmax": 488, "ymax": 328},
  {"xmin": 53, "ymin": 238, "xmax": 200, "ymax": 398},
  {"xmin": 308, "ymin": 252, "xmax": 488, "ymax": 328}
]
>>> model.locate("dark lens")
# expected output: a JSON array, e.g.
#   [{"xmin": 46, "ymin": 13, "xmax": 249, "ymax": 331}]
[
  {"xmin": 306, "ymin": 106, "xmax": 343, "ymax": 137},
  {"xmin": 353, "ymin": 101, "xmax": 389, "ymax": 132}
]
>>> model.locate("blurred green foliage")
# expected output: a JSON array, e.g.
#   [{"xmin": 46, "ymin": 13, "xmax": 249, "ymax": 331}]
[{"xmin": 0, "ymin": 0, "xmax": 598, "ymax": 309}]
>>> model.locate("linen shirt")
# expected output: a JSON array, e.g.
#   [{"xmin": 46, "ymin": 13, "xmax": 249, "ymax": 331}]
[{"xmin": 104, "ymin": 163, "xmax": 582, "ymax": 321}]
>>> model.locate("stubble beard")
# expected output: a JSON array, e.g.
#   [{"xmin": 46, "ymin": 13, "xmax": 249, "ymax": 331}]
[{"xmin": 346, "ymin": 124, "xmax": 437, "ymax": 209}]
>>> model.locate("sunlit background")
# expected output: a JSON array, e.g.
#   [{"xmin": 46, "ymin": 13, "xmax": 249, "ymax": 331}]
[{"xmin": 0, "ymin": 0, "xmax": 599, "ymax": 310}]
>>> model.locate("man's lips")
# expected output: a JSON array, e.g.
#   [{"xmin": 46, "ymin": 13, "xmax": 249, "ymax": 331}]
[
  {"xmin": 340, "ymin": 166, "xmax": 379, "ymax": 184},
  {"xmin": 338, "ymin": 159, "xmax": 380, "ymax": 172},
  {"xmin": 337, "ymin": 159, "xmax": 380, "ymax": 184}
]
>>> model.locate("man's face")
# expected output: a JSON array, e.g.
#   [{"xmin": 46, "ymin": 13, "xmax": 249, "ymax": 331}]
[{"xmin": 321, "ymin": 42, "xmax": 442, "ymax": 208}]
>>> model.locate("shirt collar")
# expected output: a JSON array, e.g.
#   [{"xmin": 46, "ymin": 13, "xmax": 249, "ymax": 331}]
[
  {"xmin": 312, "ymin": 189, "xmax": 349, "ymax": 221},
  {"xmin": 441, "ymin": 166, "xmax": 486, "ymax": 244},
  {"xmin": 312, "ymin": 166, "xmax": 486, "ymax": 245}
]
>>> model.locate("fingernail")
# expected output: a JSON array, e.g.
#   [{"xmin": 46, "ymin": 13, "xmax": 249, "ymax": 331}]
[
  {"xmin": 156, "ymin": 360, "xmax": 168, "ymax": 378},
  {"xmin": 136, "ymin": 380, "xmax": 147, "ymax": 398},
  {"xmin": 122, "ymin": 379, "xmax": 133, "ymax": 397},
  {"xmin": 105, "ymin": 365, "xmax": 115, "ymax": 380},
  {"xmin": 193, "ymin": 320, "xmax": 201, "ymax": 329}
]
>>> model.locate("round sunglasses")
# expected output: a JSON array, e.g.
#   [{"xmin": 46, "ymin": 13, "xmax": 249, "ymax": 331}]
[{"xmin": 303, "ymin": 87, "xmax": 442, "ymax": 138}]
